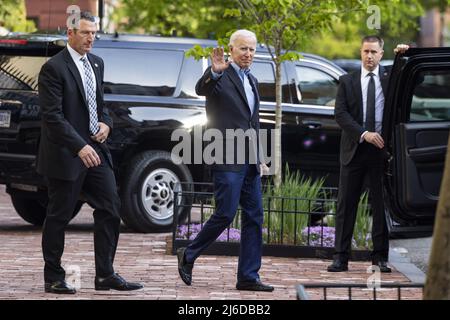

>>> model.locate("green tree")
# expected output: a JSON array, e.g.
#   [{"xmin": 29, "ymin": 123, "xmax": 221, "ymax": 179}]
[
  {"xmin": 0, "ymin": 0, "xmax": 35, "ymax": 33},
  {"xmin": 225, "ymin": 0, "xmax": 424, "ymax": 186},
  {"xmin": 115, "ymin": 0, "xmax": 427, "ymax": 186},
  {"xmin": 112, "ymin": 0, "xmax": 239, "ymax": 38},
  {"xmin": 304, "ymin": 0, "xmax": 450, "ymax": 60},
  {"xmin": 223, "ymin": 0, "xmax": 366, "ymax": 186}
]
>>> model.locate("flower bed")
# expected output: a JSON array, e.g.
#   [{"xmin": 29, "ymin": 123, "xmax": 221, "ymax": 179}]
[{"xmin": 176, "ymin": 224, "xmax": 372, "ymax": 250}]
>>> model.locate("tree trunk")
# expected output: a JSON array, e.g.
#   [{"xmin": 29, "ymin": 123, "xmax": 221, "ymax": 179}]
[
  {"xmin": 440, "ymin": 10, "xmax": 446, "ymax": 47},
  {"xmin": 274, "ymin": 61, "xmax": 282, "ymax": 188},
  {"xmin": 424, "ymin": 136, "xmax": 450, "ymax": 299}
]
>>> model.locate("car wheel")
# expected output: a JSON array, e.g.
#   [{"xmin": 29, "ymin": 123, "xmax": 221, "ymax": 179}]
[
  {"xmin": 10, "ymin": 192, "xmax": 83, "ymax": 226},
  {"xmin": 120, "ymin": 150, "xmax": 193, "ymax": 232}
]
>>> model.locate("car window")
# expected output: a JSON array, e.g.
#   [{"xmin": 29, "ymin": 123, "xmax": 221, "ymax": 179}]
[
  {"xmin": 0, "ymin": 55, "xmax": 48, "ymax": 91},
  {"xmin": 296, "ymin": 66, "xmax": 338, "ymax": 107},
  {"xmin": 409, "ymin": 69, "xmax": 450, "ymax": 122},
  {"xmin": 250, "ymin": 61, "xmax": 291, "ymax": 103},
  {"xmin": 93, "ymin": 48, "xmax": 183, "ymax": 96},
  {"xmin": 177, "ymin": 57, "xmax": 203, "ymax": 99},
  {"xmin": 251, "ymin": 61, "xmax": 276, "ymax": 102}
]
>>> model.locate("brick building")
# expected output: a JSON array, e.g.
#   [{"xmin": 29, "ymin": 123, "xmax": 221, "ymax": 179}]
[
  {"xmin": 25, "ymin": 0, "xmax": 98, "ymax": 32},
  {"xmin": 419, "ymin": 8, "xmax": 450, "ymax": 47}
]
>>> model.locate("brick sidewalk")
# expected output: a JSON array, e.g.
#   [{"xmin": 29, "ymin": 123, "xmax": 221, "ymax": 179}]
[{"xmin": 0, "ymin": 186, "xmax": 422, "ymax": 300}]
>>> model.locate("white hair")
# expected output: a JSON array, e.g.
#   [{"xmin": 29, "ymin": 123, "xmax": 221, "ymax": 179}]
[{"xmin": 229, "ymin": 29, "xmax": 257, "ymax": 47}]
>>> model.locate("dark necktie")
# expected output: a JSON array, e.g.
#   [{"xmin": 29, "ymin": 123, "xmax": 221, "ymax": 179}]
[
  {"xmin": 80, "ymin": 57, "xmax": 99, "ymax": 135},
  {"xmin": 366, "ymin": 72, "xmax": 376, "ymax": 132}
]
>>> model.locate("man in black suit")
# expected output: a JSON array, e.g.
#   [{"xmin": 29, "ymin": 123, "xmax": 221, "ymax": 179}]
[
  {"xmin": 327, "ymin": 36, "xmax": 409, "ymax": 273},
  {"xmin": 176, "ymin": 29, "xmax": 273, "ymax": 292},
  {"xmin": 37, "ymin": 11, "xmax": 142, "ymax": 294}
]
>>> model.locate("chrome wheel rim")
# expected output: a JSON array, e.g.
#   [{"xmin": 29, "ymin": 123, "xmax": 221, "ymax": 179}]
[{"xmin": 140, "ymin": 168, "xmax": 181, "ymax": 221}]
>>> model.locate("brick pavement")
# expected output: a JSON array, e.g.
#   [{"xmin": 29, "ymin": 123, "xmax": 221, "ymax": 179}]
[{"xmin": 0, "ymin": 186, "xmax": 422, "ymax": 300}]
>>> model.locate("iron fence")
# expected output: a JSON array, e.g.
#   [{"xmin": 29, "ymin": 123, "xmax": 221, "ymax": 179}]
[
  {"xmin": 296, "ymin": 283, "xmax": 424, "ymax": 300},
  {"xmin": 172, "ymin": 182, "xmax": 371, "ymax": 260}
]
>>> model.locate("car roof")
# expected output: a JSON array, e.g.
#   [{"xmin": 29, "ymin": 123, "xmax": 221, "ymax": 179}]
[{"xmin": 0, "ymin": 32, "xmax": 344, "ymax": 71}]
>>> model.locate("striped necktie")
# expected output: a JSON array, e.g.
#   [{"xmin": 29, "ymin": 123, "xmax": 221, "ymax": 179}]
[{"xmin": 80, "ymin": 57, "xmax": 99, "ymax": 135}]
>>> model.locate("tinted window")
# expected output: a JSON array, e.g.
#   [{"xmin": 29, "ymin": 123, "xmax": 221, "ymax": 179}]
[
  {"xmin": 177, "ymin": 57, "xmax": 203, "ymax": 99},
  {"xmin": 410, "ymin": 69, "xmax": 450, "ymax": 122},
  {"xmin": 296, "ymin": 66, "xmax": 338, "ymax": 106},
  {"xmin": 0, "ymin": 55, "xmax": 47, "ymax": 91},
  {"xmin": 94, "ymin": 48, "xmax": 183, "ymax": 96},
  {"xmin": 251, "ymin": 61, "xmax": 276, "ymax": 102}
]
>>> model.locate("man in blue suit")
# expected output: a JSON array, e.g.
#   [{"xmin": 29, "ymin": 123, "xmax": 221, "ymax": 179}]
[{"xmin": 177, "ymin": 29, "xmax": 273, "ymax": 292}]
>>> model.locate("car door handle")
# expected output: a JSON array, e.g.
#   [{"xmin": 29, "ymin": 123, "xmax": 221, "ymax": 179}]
[
  {"xmin": 301, "ymin": 120, "xmax": 322, "ymax": 129},
  {"xmin": 409, "ymin": 145, "xmax": 447, "ymax": 163}
]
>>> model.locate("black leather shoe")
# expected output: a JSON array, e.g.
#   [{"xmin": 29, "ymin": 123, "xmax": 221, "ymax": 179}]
[
  {"xmin": 95, "ymin": 273, "xmax": 143, "ymax": 291},
  {"xmin": 44, "ymin": 280, "xmax": 76, "ymax": 294},
  {"xmin": 327, "ymin": 259, "xmax": 348, "ymax": 272},
  {"xmin": 373, "ymin": 260, "xmax": 392, "ymax": 273},
  {"xmin": 177, "ymin": 247, "xmax": 193, "ymax": 286},
  {"xmin": 236, "ymin": 280, "xmax": 274, "ymax": 292}
]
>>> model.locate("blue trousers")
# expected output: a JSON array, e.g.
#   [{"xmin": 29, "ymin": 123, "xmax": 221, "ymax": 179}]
[{"xmin": 184, "ymin": 164, "xmax": 264, "ymax": 282}]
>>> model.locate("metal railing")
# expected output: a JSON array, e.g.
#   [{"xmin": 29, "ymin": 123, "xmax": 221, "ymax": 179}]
[
  {"xmin": 296, "ymin": 283, "xmax": 424, "ymax": 300},
  {"xmin": 172, "ymin": 182, "xmax": 372, "ymax": 260}
]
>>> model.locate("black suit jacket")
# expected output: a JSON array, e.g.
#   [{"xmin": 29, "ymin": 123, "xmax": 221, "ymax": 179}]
[
  {"xmin": 195, "ymin": 66, "xmax": 261, "ymax": 172},
  {"xmin": 37, "ymin": 47, "xmax": 113, "ymax": 181},
  {"xmin": 334, "ymin": 65, "xmax": 389, "ymax": 165}
]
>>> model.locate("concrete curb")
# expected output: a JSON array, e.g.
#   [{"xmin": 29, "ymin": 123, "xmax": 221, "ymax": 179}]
[{"xmin": 389, "ymin": 247, "xmax": 426, "ymax": 283}]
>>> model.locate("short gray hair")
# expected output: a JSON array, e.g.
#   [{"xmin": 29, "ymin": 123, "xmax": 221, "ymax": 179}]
[
  {"xmin": 79, "ymin": 11, "xmax": 96, "ymax": 23},
  {"xmin": 229, "ymin": 29, "xmax": 257, "ymax": 47}
]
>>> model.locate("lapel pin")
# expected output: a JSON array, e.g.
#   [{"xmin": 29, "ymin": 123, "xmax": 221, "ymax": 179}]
[{"xmin": 95, "ymin": 63, "xmax": 99, "ymax": 68}]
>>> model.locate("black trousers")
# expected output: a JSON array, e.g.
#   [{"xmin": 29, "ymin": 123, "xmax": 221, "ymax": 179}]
[
  {"xmin": 42, "ymin": 147, "xmax": 121, "ymax": 283},
  {"xmin": 334, "ymin": 142, "xmax": 389, "ymax": 263}
]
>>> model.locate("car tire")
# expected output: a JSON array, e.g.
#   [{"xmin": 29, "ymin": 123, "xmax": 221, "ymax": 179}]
[
  {"xmin": 119, "ymin": 150, "xmax": 193, "ymax": 233},
  {"xmin": 10, "ymin": 193, "xmax": 83, "ymax": 226}
]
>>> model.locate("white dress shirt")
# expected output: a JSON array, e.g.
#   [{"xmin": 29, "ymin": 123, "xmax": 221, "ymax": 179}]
[
  {"xmin": 360, "ymin": 65, "xmax": 385, "ymax": 141},
  {"xmin": 67, "ymin": 44, "xmax": 97, "ymax": 99}
]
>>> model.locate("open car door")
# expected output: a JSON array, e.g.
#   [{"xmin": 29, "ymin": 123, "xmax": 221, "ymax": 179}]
[{"xmin": 383, "ymin": 47, "xmax": 450, "ymax": 237}]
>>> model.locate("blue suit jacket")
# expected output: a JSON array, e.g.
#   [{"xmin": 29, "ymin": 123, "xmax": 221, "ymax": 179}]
[{"xmin": 195, "ymin": 66, "xmax": 261, "ymax": 172}]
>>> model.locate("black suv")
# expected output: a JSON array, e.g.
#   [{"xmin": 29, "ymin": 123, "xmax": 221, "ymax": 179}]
[
  {"xmin": 0, "ymin": 33, "xmax": 448, "ymax": 236},
  {"xmin": 0, "ymin": 33, "xmax": 344, "ymax": 232}
]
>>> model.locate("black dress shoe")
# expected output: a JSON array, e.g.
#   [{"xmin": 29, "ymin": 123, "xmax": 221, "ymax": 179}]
[
  {"xmin": 95, "ymin": 273, "xmax": 143, "ymax": 291},
  {"xmin": 236, "ymin": 280, "xmax": 274, "ymax": 292},
  {"xmin": 45, "ymin": 280, "xmax": 76, "ymax": 294},
  {"xmin": 373, "ymin": 260, "xmax": 392, "ymax": 273},
  {"xmin": 327, "ymin": 259, "xmax": 348, "ymax": 272},
  {"xmin": 177, "ymin": 247, "xmax": 193, "ymax": 286}
]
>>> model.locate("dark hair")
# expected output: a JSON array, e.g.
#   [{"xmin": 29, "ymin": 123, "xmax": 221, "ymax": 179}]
[
  {"xmin": 361, "ymin": 35, "xmax": 384, "ymax": 49},
  {"xmin": 79, "ymin": 11, "xmax": 96, "ymax": 23}
]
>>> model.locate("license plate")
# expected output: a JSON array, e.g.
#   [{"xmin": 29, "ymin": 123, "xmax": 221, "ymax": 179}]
[{"xmin": 0, "ymin": 110, "xmax": 11, "ymax": 128}]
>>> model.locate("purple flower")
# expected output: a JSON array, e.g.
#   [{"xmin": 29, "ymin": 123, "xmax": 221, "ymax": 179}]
[
  {"xmin": 302, "ymin": 226, "xmax": 335, "ymax": 247},
  {"xmin": 177, "ymin": 223, "xmax": 241, "ymax": 242}
]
